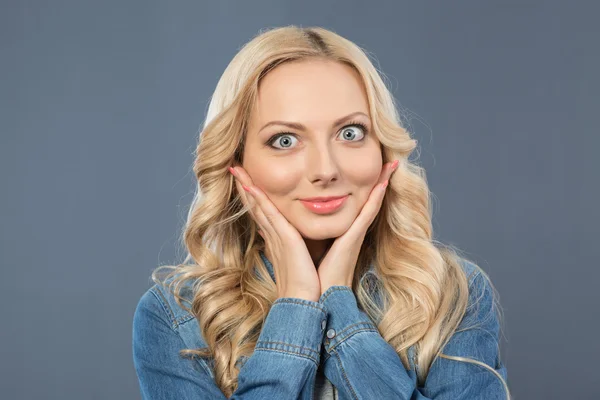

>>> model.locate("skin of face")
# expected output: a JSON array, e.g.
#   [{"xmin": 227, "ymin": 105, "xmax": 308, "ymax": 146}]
[{"xmin": 242, "ymin": 59, "xmax": 383, "ymax": 264}]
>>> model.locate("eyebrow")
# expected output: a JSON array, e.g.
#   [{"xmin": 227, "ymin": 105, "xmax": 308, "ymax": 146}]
[{"xmin": 257, "ymin": 111, "xmax": 370, "ymax": 135}]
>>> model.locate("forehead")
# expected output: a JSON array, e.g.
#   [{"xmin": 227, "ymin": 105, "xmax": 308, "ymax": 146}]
[{"xmin": 250, "ymin": 59, "xmax": 370, "ymax": 127}]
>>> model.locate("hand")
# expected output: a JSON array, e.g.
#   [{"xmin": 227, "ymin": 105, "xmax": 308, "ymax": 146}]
[
  {"xmin": 229, "ymin": 165, "xmax": 321, "ymax": 302},
  {"xmin": 316, "ymin": 159, "xmax": 399, "ymax": 297}
]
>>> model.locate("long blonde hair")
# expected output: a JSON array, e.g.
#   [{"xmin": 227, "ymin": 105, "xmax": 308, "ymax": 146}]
[{"xmin": 152, "ymin": 25, "xmax": 510, "ymax": 399}]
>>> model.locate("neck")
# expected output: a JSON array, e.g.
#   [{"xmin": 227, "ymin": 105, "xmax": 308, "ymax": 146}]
[{"xmin": 305, "ymin": 238, "xmax": 334, "ymax": 268}]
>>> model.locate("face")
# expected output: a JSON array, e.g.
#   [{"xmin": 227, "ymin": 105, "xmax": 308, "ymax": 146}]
[{"xmin": 242, "ymin": 59, "xmax": 383, "ymax": 241}]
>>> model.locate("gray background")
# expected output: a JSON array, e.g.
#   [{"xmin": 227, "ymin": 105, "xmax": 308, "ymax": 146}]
[{"xmin": 1, "ymin": 1, "xmax": 597, "ymax": 399}]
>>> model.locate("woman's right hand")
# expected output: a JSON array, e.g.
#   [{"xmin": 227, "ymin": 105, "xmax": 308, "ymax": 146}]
[{"xmin": 229, "ymin": 165, "xmax": 321, "ymax": 302}]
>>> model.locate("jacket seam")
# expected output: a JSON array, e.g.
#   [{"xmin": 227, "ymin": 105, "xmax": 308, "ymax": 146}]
[
  {"xmin": 330, "ymin": 321, "xmax": 377, "ymax": 338},
  {"xmin": 255, "ymin": 340, "xmax": 321, "ymax": 357},
  {"xmin": 325, "ymin": 326, "xmax": 379, "ymax": 353},
  {"xmin": 150, "ymin": 286, "xmax": 198, "ymax": 328},
  {"xmin": 272, "ymin": 298, "xmax": 327, "ymax": 314},
  {"xmin": 424, "ymin": 367, "xmax": 504, "ymax": 391},
  {"xmin": 331, "ymin": 350, "xmax": 359, "ymax": 400},
  {"xmin": 319, "ymin": 286, "xmax": 352, "ymax": 303},
  {"xmin": 150, "ymin": 286, "xmax": 179, "ymax": 330},
  {"xmin": 253, "ymin": 347, "xmax": 320, "ymax": 365},
  {"xmin": 176, "ymin": 314, "xmax": 196, "ymax": 325}
]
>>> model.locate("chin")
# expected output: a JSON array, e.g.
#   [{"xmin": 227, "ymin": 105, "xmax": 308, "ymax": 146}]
[
  {"xmin": 294, "ymin": 215, "xmax": 354, "ymax": 240},
  {"xmin": 299, "ymin": 231, "xmax": 339, "ymax": 240}
]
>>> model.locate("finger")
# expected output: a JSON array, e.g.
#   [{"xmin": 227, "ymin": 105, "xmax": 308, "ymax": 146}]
[
  {"xmin": 235, "ymin": 178, "xmax": 256, "ymax": 212},
  {"xmin": 233, "ymin": 176, "xmax": 259, "ymax": 216},
  {"xmin": 376, "ymin": 159, "xmax": 399, "ymax": 186},
  {"xmin": 231, "ymin": 166, "xmax": 290, "ymax": 229},
  {"xmin": 231, "ymin": 167, "xmax": 280, "ymax": 240},
  {"xmin": 241, "ymin": 182, "xmax": 297, "ymax": 241},
  {"xmin": 235, "ymin": 179, "xmax": 273, "ymax": 236},
  {"xmin": 347, "ymin": 161, "xmax": 398, "ymax": 236},
  {"xmin": 352, "ymin": 181, "xmax": 387, "ymax": 230},
  {"xmin": 229, "ymin": 165, "xmax": 255, "ymax": 188}
]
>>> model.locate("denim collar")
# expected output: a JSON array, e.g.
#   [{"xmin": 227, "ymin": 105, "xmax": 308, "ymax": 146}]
[{"xmin": 259, "ymin": 250, "xmax": 276, "ymax": 282}]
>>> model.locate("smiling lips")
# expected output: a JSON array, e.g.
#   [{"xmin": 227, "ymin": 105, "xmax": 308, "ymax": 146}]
[{"xmin": 299, "ymin": 195, "xmax": 349, "ymax": 214}]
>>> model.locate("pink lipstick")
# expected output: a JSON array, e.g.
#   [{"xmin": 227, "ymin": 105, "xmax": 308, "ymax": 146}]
[{"xmin": 299, "ymin": 195, "xmax": 349, "ymax": 215}]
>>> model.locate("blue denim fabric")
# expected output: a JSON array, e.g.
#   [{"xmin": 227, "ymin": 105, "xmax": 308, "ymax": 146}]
[{"xmin": 132, "ymin": 251, "xmax": 508, "ymax": 399}]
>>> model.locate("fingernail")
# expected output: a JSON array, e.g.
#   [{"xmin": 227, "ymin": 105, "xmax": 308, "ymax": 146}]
[
  {"xmin": 242, "ymin": 184, "xmax": 252, "ymax": 193},
  {"xmin": 228, "ymin": 166, "xmax": 237, "ymax": 176},
  {"xmin": 381, "ymin": 180, "xmax": 389, "ymax": 190},
  {"xmin": 391, "ymin": 160, "xmax": 399, "ymax": 170}
]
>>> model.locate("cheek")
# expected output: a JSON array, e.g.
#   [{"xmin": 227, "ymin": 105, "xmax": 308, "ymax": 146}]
[
  {"xmin": 252, "ymin": 167, "xmax": 301, "ymax": 194},
  {"xmin": 248, "ymin": 164, "xmax": 302, "ymax": 212},
  {"xmin": 344, "ymin": 153, "xmax": 382, "ymax": 187},
  {"xmin": 342, "ymin": 154, "xmax": 382, "ymax": 210}
]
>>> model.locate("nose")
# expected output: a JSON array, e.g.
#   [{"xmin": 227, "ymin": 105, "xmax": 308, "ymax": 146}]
[{"xmin": 306, "ymin": 144, "xmax": 340, "ymax": 185}]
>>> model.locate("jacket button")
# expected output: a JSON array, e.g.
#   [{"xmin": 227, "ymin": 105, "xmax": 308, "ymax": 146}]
[
  {"xmin": 326, "ymin": 328, "xmax": 336, "ymax": 339},
  {"xmin": 321, "ymin": 319, "xmax": 326, "ymax": 330}
]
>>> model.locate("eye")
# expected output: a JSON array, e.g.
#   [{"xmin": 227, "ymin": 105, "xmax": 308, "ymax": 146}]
[
  {"xmin": 267, "ymin": 133, "xmax": 299, "ymax": 150},
  {"xmin": 266, "ymin": 122, "xmax": 369, "ymax": 150},
  {"xmin": 338, "ymin": 123, "xmax": 367, "ymax": 142}
]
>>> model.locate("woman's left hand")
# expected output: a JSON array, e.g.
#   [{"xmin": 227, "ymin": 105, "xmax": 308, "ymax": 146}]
[{"xmin": 317, "ymin": 159, "xmax": 399, "ymax": 297}]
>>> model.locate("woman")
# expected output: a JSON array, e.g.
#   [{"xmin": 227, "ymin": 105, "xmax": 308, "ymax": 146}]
[{"xmin": 132, "ymin": 25, "xmax": 510, "ymax": 399}]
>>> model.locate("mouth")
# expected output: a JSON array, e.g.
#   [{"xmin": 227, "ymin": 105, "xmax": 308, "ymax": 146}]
[
  {"xmin": 299, "ymin": 195, "xmax": 349, "ymax": 215},
  {"xmin": 299, "ymin": 194, "xmax": 348, "ymax": 202}
]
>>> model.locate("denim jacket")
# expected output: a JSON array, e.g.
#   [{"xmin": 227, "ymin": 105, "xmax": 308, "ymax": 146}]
[{"xmin": 132, "ymin": 251, "xmax": 508, "ymax": 399}]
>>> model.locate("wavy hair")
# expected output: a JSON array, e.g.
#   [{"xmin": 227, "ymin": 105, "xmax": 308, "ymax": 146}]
[{"xmin": 151, "ymin": 25, "xmax": 510, "ymax": 399}]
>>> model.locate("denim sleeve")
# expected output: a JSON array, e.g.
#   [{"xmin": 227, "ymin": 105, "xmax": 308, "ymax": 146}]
[
  {"xmin": 318, "ymin": 272, "xmax": 508, "ymax": 400},
  {"xmin": 132, "ymin": 288, "xmax": 327, "ymax": 399}
]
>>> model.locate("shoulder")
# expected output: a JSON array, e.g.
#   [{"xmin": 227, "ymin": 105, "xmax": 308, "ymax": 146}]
[
  {"xmin": 133, "ymin": 277, "xmax": 204, "ymax": 348},
  {"xmin": 456, "ymin": 258, "xmax": 501, "ymax": 332},
  {"xmin": 132, "ymin": 279, "xmax": 215, "ymax": 380},
  {"xmin": 457, "ymin": 258, "xmax": 481, "ymax": 284},
  {"xmin": 458, "ymin": 257, "xmax": 495, "ymax": 297},
  {"xmin": 133, "ymin": 284, "xmax": 193, "ymax": 327}
]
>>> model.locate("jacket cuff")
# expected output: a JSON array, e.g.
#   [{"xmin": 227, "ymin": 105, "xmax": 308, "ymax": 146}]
[
  {"xmin": 318, "ymin": 286, "xmax": 379, "ymax": 353},
  {"xmin": 255, "ymin": 297, "xmax": 328, "ymax": 365}
]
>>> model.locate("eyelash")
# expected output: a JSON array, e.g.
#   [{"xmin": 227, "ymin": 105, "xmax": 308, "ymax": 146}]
[{"xmin": 266, "ymin": 121, "xmax": 369, "ymax": 150}]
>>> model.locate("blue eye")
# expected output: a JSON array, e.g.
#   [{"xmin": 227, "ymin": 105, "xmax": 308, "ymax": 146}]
[
  {"xmin": 338, "ymin": 124, "xmax": 367, "ymax": 142},
  {"xmin": 266, "ymin": 122, "xmax": 368, "ymax": 150},
  {"xmin": 268, "ymin": 134, "xmax": 299, "ymax": 149}
]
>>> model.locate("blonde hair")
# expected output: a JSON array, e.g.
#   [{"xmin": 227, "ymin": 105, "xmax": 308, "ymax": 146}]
[{"xmin": 152, "ymin": 25, "xmax": 510, "ymax": 399}]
